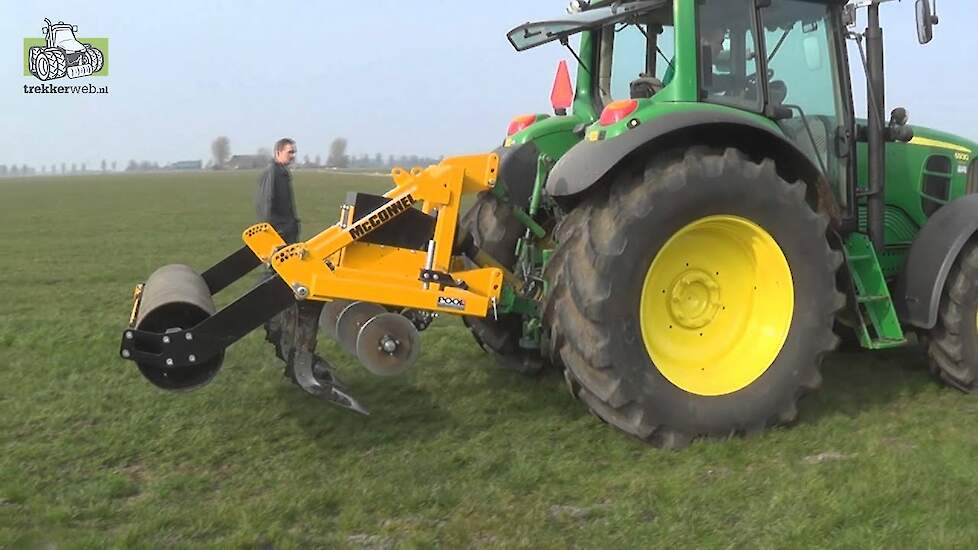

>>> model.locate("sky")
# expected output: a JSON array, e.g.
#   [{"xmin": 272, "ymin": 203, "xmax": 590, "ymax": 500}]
[{"xmin": 1, "ymin": 0, "xmax": 976, "ymax": 169}]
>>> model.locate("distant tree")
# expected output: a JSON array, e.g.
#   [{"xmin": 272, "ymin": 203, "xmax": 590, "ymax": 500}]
[
  {"xmin": 71, "ymin": 163, "xmax": 77, "ymax": 173},
  {"xmin": 24, "ymin": 164, "xmax": 31, "ymax": 175},
  {"xmin": 256, "ymin": 147, "xmax": 272, "ymax": 165},
  {"xmin": 41, "ymin": 166, "xmax": 46, "ymax": 174},
  {"xmin": 303, "ymin": 154, "xmax": 310, "ymax": 167},
  {"xmin": 211, "ymin": 136, "xmax": 231, "ymax": 168},
  {"xmin": 60, "ymin": 163, "xmax": 66, "ymax": 174},
  {"xmin": 51, "ymin": 164, "xmax": 56, "ymax": 174},
  {"xmin": 10, "ymin": 165, "xmax": 20, "ymax": 176},
  {"xmin": 81, "ymin": 163, "xmax": 86, "ymax": 172},
  {"xmin": 0, "ymin": 165, "xmax": 6, "ymax": 177},
  {"xmin": 111, "ymin": 161, "xmax": 117, "ymax": 172},
  {"xmin": 101, "ymin": 159, "xmax": 107, "ymax": 172},
  {"xmin": 327, "ymin": 138, "xmax": 348, "ymax": 168},
  {"xmin": 374, "ymin": 153, "xmax": 383, "ymax": 167},
  {"xmin": 139, "ymin": 161, "xmax": 152, "ymax": 171},
  {"xmin": 127, "ymin": 160, "xmax": 137, "ymax": 171},
  {"xmin": 314, "ymin": 154, "xmax": 322, "ymax": 167}
]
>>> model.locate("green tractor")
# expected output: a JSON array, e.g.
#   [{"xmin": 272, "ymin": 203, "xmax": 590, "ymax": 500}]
[
  {"xmin": 119, "ymin": 0, "xmax": 978, "ymax": 449},
  {"xmin": 28, "ymin": 18, "xmax": 104, "ymax": 81},
  {"xmin": 462, "ymin": 0, "xmax": 977, "ymax": 446}
]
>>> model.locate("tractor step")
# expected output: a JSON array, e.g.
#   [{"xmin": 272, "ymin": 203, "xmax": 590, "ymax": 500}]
[{"xmin": 843, "ymin": 233, "xmax": 907, "ymax": 350}]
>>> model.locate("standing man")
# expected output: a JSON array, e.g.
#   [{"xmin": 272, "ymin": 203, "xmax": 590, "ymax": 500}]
[
  {"xmin": 256, "ymin": 138, "xmax": 300, "ymax": 244},
  {"xmin": 256, "ymin": 137, "xmax": 301, "ymax": 367},
  {"xmin": 255, "ymin": 138, "xmax": 367, "ymax": 414}
]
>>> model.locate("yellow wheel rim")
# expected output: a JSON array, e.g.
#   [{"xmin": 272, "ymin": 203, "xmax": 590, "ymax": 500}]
[{"xmin": 639, "ymin": 215, "xmax": 794, "ymax": 396}]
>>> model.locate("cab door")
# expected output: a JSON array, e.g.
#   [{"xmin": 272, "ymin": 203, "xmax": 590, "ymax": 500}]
[{"xmin": 757, "ymin": 1, "xmax": 856, "ymax": 210}]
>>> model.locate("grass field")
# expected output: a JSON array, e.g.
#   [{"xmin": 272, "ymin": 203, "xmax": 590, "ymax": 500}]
[{"xmin": 3, "ymin": 170, "xmax": 978, "ymax": 548}]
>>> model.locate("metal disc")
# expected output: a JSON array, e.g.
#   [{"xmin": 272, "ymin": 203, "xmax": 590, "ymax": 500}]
[
  {"xmin": 319, "ymin": 299, "xmax": 352, "ymax": 339},
  {"xmin": 356, "ymin": 313, "xmax": 420, "ymax": 377},
  {"xmin": 335, "ymin": 302, "xmax": 386, "ymax": 355}
]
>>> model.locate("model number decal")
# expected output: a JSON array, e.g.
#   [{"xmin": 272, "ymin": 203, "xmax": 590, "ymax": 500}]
[
  {"xmin": 955, "ymin": 152, "xmax": 971, "ymax": 163},
  {"xmin": 437, "ymin": 296, "xmax": 465, "ymax": 310}
]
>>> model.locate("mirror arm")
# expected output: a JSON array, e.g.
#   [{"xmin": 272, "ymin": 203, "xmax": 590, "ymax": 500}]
[{"xmin": 559, "ymin": 36, "xmax": 591, "ymax": 77}]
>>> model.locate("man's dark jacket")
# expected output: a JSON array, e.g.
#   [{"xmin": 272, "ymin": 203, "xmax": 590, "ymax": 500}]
[{"xmin": 256, "ymin": 162, "xmax": 300, "ymax": 243}]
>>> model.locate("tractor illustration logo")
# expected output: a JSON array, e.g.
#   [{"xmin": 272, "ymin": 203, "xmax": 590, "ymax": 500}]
[{"xmin": 27, "ymin": 19, "xmax": 105, "ymax": 81}]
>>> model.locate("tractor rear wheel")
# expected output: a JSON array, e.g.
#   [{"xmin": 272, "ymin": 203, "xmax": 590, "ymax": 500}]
[
  {"xmin": 84, "ymin": 45, "xmax": 104, "ymax": 73},
  {"xmin": 40, "ymin": 49, "xmax": 67, "ymax": 80},
  {"xmin": 927, "ymin": 241, "xmax": 978, "ymax": 391},
  {"xmin": 28, "ymin": 47, "xmax": 41, "ymax": 75},
  {"xmin": 544, "ymin": 147, "xmax": 844, "ymax": 447},
  {"xmin": 458, "ymin": 192, "xmax": 542, "ymax": 374}
]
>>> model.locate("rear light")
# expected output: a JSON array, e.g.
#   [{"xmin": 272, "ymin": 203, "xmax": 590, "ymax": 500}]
[
  {"xmin": 507, "ymin": 114, "xmax": 538, "ymax": 136},
  {"xmin": 599, "ymin": 99, "xmax": 638, "ymax": 126}
]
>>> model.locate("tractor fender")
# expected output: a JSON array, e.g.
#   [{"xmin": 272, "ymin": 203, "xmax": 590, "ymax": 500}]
[
  {"xmin": 895, "ymin": 194, "xmax": 978, "ymax": 329},
  {"xmin": 546, "ymin": 110, "xmax": 826, "ymax": 205}
]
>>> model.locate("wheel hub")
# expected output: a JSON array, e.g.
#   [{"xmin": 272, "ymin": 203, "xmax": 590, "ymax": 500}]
[{"xmin": 668, "ymin": 269, "xmax": 721, "ymax": 330}]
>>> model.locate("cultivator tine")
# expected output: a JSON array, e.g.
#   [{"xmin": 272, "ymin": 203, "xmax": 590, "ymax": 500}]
[
  {"xmin": 282, "ymin": 300, "xmax": 369, "ymax": 415},
  {"xmin": 291, "ymin": 349, "xmax": 370, "ymax": 415}
]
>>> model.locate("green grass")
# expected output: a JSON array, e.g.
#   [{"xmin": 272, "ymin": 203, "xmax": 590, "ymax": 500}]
[{"xmin": 3, "ymin": 171, "xmax": 978, "ymax": 548}]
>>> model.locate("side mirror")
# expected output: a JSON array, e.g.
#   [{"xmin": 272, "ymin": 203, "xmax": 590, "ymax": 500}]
[
  {"xmin": 888, "ymin": 107, "xmax": 914, "ymax": 143},
  {"xmin": 890, "ymin": 108, "xmax": 909, "ymax": 127},
  {"xmin": 916, "ymin": 0, "xmax": 938, "ymax": 44}
]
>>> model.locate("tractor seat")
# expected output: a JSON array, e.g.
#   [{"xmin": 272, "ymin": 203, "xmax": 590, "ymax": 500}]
[
  {"xmin": 769, "ymin": 80, "xmax": 788, "ymax": 107},
  {"xmin": 630, "ymin": 74, "xmax": 665, "ymax": 99}
]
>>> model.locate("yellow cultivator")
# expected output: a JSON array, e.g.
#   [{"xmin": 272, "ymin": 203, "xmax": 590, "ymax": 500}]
[{"xmin": 120, "ymin": 153, "xmax": 503, "ymax": 413}]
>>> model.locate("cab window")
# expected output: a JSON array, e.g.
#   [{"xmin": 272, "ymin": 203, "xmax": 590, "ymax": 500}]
[
  {"xmin": 597, "ymin": 7, "xmax": 676, "ymax": 104},
  {"xmin": 697, "ymin": 0, "xmax": 762, "ymax": 112}
]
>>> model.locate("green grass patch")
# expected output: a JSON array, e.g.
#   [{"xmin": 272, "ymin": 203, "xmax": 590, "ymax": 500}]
[{"xmin": 2, "ymin": 171, "xmax": 978, "ymax": 547}]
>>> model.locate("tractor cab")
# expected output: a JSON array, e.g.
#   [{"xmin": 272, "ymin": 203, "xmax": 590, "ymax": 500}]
[
  {"xmin": 511, "ymin": 1, "xmax": 855, "ymax": 213},
  {"xmin": 509, "ymin": 1, "xmax": 955, "ymax": 250},
  {"xmin": 43, "ymin": 21, "xmax": 85, "ymax": 52}
]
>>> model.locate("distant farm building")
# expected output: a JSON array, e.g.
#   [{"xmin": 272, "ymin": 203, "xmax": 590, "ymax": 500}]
[
  {"xmin": 227, "ymin": 155, "xmax": 268, "ymax": 170},
  {"xmin": 168, "ymin": 160, "xmax": 202, "ymax": 170}
]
